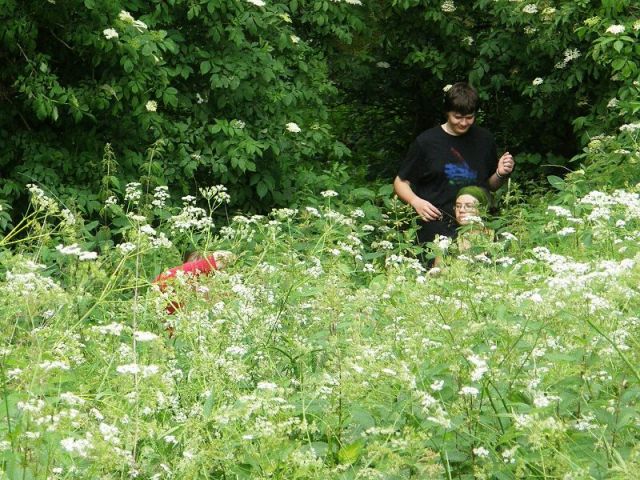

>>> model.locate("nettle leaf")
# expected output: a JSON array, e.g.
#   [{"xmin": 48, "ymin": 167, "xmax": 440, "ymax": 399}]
[
  {"xmin": 337, "ymin": 439, "xmax": 364, "ymax": 465},
  {"xmin": 547, "ymin": 175, "xmax": 565, "ymax": 190}
]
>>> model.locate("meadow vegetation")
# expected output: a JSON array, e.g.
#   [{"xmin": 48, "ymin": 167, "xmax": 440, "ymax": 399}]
[
  {"xmin": 1, "ymin": 124, "xmax": 640, "ymax": 478},
  {"xmin": 1, "ymin": 0, "xmax": 640, "ymax": 478}
]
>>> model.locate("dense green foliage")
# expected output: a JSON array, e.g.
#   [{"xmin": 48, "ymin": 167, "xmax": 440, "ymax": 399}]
[
  {"xmin": 1, "ymin": 126, "xmax": 640, "ymax": 477},
  {"xmin": 2, "ymin": 1, "xmax": 640, "ymax": 478},
  {"xmin": 1, "ymin": 0, "xmax": 639, "ymax": 217},
  {"xmin": 0, "ymin": 0, "xmax": 358, "ymax": 211}
]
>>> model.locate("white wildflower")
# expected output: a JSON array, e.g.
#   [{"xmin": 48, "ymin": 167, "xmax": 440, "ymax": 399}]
[
  {"xmin": 473, "ymin": 446, "xmax": 490, "ymax": 458},
  {"xmin": 522, "ymin": 4, "xmax": 538, "ymax": 14},
  {"xmin": 60, "ymin": 437, "xmax": 92, "ymax": 458},
  {"xmin": 103, "ymin": 28, "xmax": 119, "ymax": 40},
  {"xmin": 145, "ymin": 100, "xmax": 158, "ymax": 112},
  {"xmin": 285, "ymin": 122, "xmax": 301, "ymax": 133},
  {"xmin": 532, "ymin": 77, "xmax": 543, "ymax": 86},
  {"xmin": 118, "ymin": 11, "xmax": 135, "ymax": 23},
  {"xmin": 564, "ymin": 48, "xmax": 581, "ymax": 63},
  {"xmin": 459, "ymin": 386, "xmax": 479, "ymax": 397},
  {"xmin": 434, "ymin": 234, "xmax": 451, "ymax": 250},
  {"xmin": 320, "ymin": 190, "xmax": 338, "ymax": 198},
  {"xmin": 60, "ymin": 392, "xmax": 85, "ymax": 406},
  {"xmin": 557, "ymin": 227, "xmax": 576, "ymax": 236},
  {"xmin": 441, "ymin": 0, "xmax": 456, "ymax": 12},
  {"xmin": 78, "ymin": 251, "xmax": 98, "ymax": 261},
  {"xmin": 606, "ymin": 24, "xmax": 625, "ymax": 35},
  {"xmin": 430, "ymin": 379, "xmax": 445, "ymax": 391},
  {"xmin": 502, "ymin": 445, "xmax": 517, "ymax": 463},
  {"xmin": 39, "ymin": 360, "xmax": 70, "ymax": 371},
  {"xmin": 257, "ymin": 381, "xmax": 278, "ymax": 390},
  {"xmin": 132, "ymin": 19, "xmax": 148, "ymax": 31},
  {"xmin": 619, "ymin": 123, "xmax": 640, "ymax": 132},
  {"xmin": 133, "ymin": 331, "xmax": 159, "ymax": 342}
]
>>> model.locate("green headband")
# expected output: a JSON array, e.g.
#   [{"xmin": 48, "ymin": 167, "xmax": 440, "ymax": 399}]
[{"xmin": 456, "ymin": 186, "xmax": 491, "ymax": 209}]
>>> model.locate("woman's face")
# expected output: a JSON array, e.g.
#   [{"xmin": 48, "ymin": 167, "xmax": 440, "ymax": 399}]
[{"xmin": 455, "ymin": 194, "xmax": 480, "ymax": 225}]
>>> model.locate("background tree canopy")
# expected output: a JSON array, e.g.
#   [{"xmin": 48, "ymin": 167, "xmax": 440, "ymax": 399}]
[{"xmin": 1, "ymin": 0, "xmax": 639, "ymax": 216}]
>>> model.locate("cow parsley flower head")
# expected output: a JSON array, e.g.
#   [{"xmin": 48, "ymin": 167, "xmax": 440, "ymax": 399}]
[
  {"xmin": 522, "ymin": 4, "xmax": 538, "ymax": 14},
  {"xmin": 134, "ymin": 331, "xmax": 159, "ymax": 342},
  {"xmin": 61, "ymin": 437, "xmax": 92, "ymax": 458},
  {"xmin": 132, "ymin": 19, "xmax": 148, "ymax": 31},
  {"xmin": 459, "ymin": 386, "xmax": 480, "ymax": 396},
  {"xmin": 473, "ymin": 446, "xmax": 490, "ymax": 458},
  {"xmin": 125, "ymin": 182, "xmax": 142, "ymax": 203},
  {"xmin": 103, "ymin": 28, "xmax": 119, "ymax": 40},
  {"xmin": 200, "ymin": 185, "xmax": 231, "ymax": 204},
  {"xmin": 441, "ymin": 1, "xmax": 456, "ymax": 13},
  {"xmin": 434, "ymin": 234, "xmax": 451, "ymax": 251},
  {"xmin": 27, "ymin": 184, "xmax": 59, "ymax": 213},
  {"xmin": 286, "ymin": 122, "xmax": 301, "ymax": 133},
  {"xmin": 119, "ymin": 11, "xmax": 135, "ymax": 23},
  {"xmin": 619, "ymin": 123, "xmax": 640, "ymax": 132},
  {"xmin": 246, "ymin": 0, "xmax": 265, "ymax": 7},
  {"xmin": 146, "ymin": 100, "xmax": 158, "ymax": 112},
  {"xmin": 606, "ymin": 24, "xmax": 625, "ymax": 35},
  {"xmin": 532, "ymin": 77, "xmax": 544, "ymax": 86},
  {"xmin": 564, "ymin": 48, "xmax": 581, "ymax": 62},
  {"xmin": 321, "ymin": 190, "xmax": 338, "ymax": 198}
]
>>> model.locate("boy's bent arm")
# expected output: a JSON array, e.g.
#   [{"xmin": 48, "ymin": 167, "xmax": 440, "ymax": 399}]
[{"xmin": 393, "ymin": 176, "xmax": 441, "ymax": 221}]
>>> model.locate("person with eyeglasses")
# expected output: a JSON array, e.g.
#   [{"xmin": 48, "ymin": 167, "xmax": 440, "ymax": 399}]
[{"xmin": 454, "ymin": 186, "xmax": 494, "ymax": 253}]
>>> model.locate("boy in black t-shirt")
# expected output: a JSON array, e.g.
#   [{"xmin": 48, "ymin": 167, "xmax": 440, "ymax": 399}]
[{"xmin": 393, "ymin": 82, "xmax": 515, "ymax": 244}]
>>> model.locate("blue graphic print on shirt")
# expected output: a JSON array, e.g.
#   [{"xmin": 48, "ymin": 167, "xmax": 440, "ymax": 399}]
[{"xmin": 444, "ymin": 147, "xmax": 478, "ymax": 186}]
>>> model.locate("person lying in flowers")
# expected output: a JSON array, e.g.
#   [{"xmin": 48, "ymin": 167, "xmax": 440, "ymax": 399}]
[
  {"xmin": 431, "ymin": 186, "xmax": 494, "ymax": 269},
  {"xmin": 153, "ymin": 250, "xmax": 235, "ymax": 318},
  {"xmin": 453, "ymin": 186, "xmax": 494, "ymax": 253}
]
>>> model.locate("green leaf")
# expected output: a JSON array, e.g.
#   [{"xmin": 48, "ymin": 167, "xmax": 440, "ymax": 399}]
[
  {"xmin": 547, "ymin": 175, "xmax": 565, "ymax": 190},
  {"xmin": 203, "ymin": 391, "xmax": 215, "ymax": 418},
  {"xmin": 347, "ymin": 407, "xmax": 375, "ymax": 431},
  {"xmin": 256, "ymin": 181, "xmax": 268, "ymax": 198},
  {"xmin": 337, "ymin": 439, "xmax": 364, "ymax": 465},
  {"xmin": 123, "ymin": 59, "xmax": 134, "ymax": 73}
]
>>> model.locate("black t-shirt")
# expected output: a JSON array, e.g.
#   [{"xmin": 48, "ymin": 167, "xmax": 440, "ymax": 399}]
[{"xmin": 398, "ymin": 125, "xmax": 498, "ymax": 216}]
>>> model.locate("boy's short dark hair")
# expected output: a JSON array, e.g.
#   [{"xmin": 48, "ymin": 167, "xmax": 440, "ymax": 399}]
[{"xmin": 444, "ymin": 82, "xmax": 479, "ymax": 115}]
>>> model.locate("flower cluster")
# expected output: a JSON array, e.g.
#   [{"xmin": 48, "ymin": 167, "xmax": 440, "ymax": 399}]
[{"xmin": 56, "ymin": 244, "xmax": 98, "ymax": 261}]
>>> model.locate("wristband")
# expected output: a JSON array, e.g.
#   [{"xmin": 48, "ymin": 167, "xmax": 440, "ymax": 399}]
[{"xmin": 495, "ymin": 170, "xmax": 507, "ymax": 180}]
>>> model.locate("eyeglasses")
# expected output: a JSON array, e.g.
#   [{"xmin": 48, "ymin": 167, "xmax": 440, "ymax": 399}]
[{"xmin": 455, "ymin": 203, "xmax": 478, "ymax": 211}]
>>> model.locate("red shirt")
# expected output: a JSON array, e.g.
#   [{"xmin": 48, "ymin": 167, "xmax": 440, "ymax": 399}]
[{"xmin": 154, "ymin": 256, "xmax": 218, "ymax": 314}]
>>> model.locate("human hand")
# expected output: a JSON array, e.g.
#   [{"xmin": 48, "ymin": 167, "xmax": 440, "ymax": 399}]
[
  {"xmin": 497, "ymin": 151, "xmax": 515, "ymax": 177},
  {"xmin": 410, "ymin": 197, "xmax": 442, "ymax": 222}
]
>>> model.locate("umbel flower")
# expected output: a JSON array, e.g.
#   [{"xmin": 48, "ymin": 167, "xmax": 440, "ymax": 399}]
[
  {"xmin": 286, "ymin": 122, "xmax": 301, "ymax": 133},
  {"xmin": 606, "ymin": 24, "xmax": 625, "ymax": 35}
]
